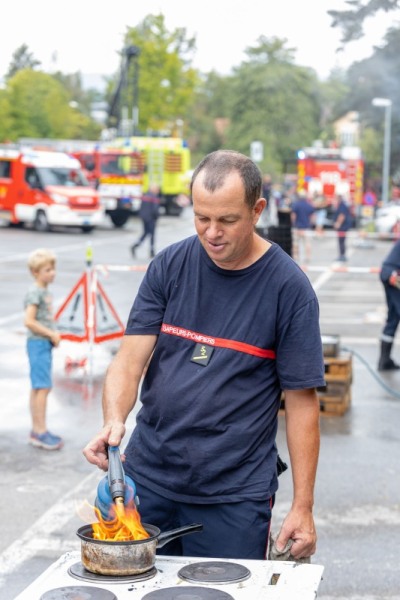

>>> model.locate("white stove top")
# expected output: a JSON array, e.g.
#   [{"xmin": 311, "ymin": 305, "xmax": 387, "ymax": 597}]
[{"xmin": 14, "ymin": 551, "xmax": 324, "ymax": 600}]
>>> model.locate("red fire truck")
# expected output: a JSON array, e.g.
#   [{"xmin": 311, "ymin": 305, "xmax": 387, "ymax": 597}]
[
  {"xmin": 19, "ymin": 139, "xmax": 145, "ymax": 228},
  {"xmin": 0, "ymin": 146, "xmax": 102, "ymax": 232},
  {"xmin": 297, "ymin": 145, "xmax": 364, "ymax": 206}
]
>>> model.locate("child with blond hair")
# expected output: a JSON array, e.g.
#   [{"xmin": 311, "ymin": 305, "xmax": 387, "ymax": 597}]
[{"xmin": 24, "ymin": 248, "xmax": 63, "ymax": 450}]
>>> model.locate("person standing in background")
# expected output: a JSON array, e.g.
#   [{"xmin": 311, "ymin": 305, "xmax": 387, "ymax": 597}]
[
  {"xmin": 313, "ymin": 192, "xmax": 327, "ymax": 237},
  {"xmin": 131, "ymin": 183, "xmax": 161, "ymax": 259},
  {"xmin": 290, "ymin": 190, "xmax": 316, "ymax": 264},
  {"xmin": 377, "ymin": 240, "xmax": 400, "ymax": 371},
  {"xmin": 24, "ymin": 249, "xmax": 63, "ymax": 450},
  {"xmin": 332, "ymin": 195, "xmax": 353, "ymax": 262}
]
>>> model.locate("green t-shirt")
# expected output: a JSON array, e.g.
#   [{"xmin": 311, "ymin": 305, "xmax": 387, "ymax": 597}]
[{"xmin": 24, "ymin": 284, "xmax": 55, "ymax": 340}]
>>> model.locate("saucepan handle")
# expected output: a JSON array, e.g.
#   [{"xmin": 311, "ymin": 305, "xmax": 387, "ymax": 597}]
[{"xmin": 157, "ymin": 523, "xmax": 203, "ymax": 548}]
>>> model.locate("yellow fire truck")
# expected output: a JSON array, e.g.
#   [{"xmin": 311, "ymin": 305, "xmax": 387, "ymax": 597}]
[{"xmin": 112, "ymin": 137, "xmax": 191, "ymax": 216}]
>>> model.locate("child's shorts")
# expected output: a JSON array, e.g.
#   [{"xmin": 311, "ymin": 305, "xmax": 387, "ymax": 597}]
[{"xmin": 27, "ymin": 339, "xmax": 53, "ymax": 389}]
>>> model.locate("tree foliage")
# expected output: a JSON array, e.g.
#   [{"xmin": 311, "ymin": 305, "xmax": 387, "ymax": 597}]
[
  {"xmin": 108, "ymin": 14, "xmax": 199, "ymax": 134},
  {"xmin": 6, "ymin": 44, "xmax": 41, "ymax": 80},
  {"xmin": 185, "ymin": 71, "xmax": 236, "ymax": 164},
  {"xmin": 3, "ymin": 13, "xmax": 400, "ymax": 184},
  {"xmin": 219, "ymin": 37, "xmax": 322, "ymax": 175},
  {"xmin": 328, "ymin": 0, "xmax": 400, "ymax": 43},
  {"xmin": 1, "ymin": 70, "xmax": 100, "ymax": 141}
]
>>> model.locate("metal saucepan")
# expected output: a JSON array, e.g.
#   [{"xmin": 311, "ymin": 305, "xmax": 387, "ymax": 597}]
[{"xmin": 77, "ymin": 522, "xmax": 203, "ymax": 576}]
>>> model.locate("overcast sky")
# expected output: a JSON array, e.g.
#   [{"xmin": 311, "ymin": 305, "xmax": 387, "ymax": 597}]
[{"xmin": 0, "ymin": 0, "xmax": 395, "ymax": 82}]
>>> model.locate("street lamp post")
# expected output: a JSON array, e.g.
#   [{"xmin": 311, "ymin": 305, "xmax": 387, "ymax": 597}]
[{"xmin": 372, "ymin": 97, "xmax": 392, "ymax": 205}]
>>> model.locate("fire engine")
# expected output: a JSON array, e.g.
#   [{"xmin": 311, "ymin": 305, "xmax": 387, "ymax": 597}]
[
  {"xmin": 0, "ymin": 146, "xmax": 102, "ymax": 232},
  {"xmin": 297, "ymin": 145, "xmax": 364, "ymax": 206},
  {"xmin": 19, "ymin": 139, "xmax": 145, "ymax": 228},
  {"xmin": 111, "ymin": 136, "xmax": 191, "ymax": 216}
]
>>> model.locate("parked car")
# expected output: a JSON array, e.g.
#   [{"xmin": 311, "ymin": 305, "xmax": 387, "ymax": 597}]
[{"xmin": 374, "ymin": 202, "xmax": 400, "ymax": 236}]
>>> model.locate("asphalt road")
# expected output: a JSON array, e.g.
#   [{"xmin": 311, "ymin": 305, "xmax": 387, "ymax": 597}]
[{"xmin": 0, "ymin": 211, "xmax": 399, "ymax": 599}]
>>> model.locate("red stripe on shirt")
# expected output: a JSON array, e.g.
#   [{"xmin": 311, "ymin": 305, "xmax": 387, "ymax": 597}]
[{"xmin": 161, "ymin": 323, "xmax": 276, "ymax": 359}]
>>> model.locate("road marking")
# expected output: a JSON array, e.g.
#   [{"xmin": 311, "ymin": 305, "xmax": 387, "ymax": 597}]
[
  {"xmin": 0, "ymin": 470, "xmax": 99, "ymax": 583},
  {"xmin": 0, "ymin": 236, "xmax": 128, "ymax": 265},
  {"xmin": 311, "ymin": 267, "xmax": 336, "ymax": 292}
]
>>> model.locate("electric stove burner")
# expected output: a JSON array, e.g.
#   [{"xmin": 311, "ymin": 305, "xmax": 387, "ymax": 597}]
[
  {"xmin": 40, "ymin": 586, "xmax": 117, "ymax": 600},
  {"xmin": 142, "ymin": 587, "xmax": 234, "ymax": 600},
  {"xmin": 68, "ymin": 562, "xmax": 157, "ymax": 584},
  {"xmin": 177, "ymin": 561, "xmax": 251, "ymax": 585}
]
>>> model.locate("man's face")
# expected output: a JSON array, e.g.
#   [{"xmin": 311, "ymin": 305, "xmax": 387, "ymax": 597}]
[{"xmin": 192, "ymin": 171, "xmax": 265, "ymax": 269}]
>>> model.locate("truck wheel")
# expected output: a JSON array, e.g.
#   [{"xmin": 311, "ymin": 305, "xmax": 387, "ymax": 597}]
[
  {"xmin": 165, "ymin": 203, "xmax": 183, "ymax": 216},
  {"xmin": 34, "ymin": 210, "xmax": 50, "ymax": 232},
  {"xmin": 109, "ymin": 211, "xmax": 130, "ymax": 228},
  {"xmin": 163, "ymin": 195, "xmax": 183, "ymax": 216}
]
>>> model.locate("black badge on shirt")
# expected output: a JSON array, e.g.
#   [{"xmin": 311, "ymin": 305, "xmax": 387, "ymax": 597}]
[{"xmin": 190, "ymin": 343, "xmax": 214, "ymax": 366}]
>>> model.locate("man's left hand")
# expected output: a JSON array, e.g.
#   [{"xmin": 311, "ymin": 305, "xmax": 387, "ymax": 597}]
[{"xmin": 275, "ymin": 506, "xmax": 317, "ymax": 559}]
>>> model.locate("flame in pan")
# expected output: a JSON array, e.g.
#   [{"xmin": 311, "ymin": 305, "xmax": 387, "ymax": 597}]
[{"xmin": 91, "ymin": 503, "xmax": 150, "ymax": 541}]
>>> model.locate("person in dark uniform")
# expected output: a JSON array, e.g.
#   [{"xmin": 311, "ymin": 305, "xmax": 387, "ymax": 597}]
[
  {"xmin": 378, "ymin": 240, "xmax": 400, "ymax": 371},
  {"xmin": 332, "ymin": 195, "xmax": 353, "ymax": 262},
  {"xmin": 84, "ymin": 150, "xmax": 324, "ymax": 561},
  {"xmin": 131, "ymin": 183, "xmax": 160, "ymax": 258}
]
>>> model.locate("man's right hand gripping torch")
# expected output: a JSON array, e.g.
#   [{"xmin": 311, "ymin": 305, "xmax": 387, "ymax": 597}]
[{"xmin": 95, "ymin": 446, "xmax": 137, "ymax": 521}]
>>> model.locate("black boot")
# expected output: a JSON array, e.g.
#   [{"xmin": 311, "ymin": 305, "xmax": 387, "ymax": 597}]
[{"xmin": 378, "ymin": 340, "xmax": 400, "ymax": 371}]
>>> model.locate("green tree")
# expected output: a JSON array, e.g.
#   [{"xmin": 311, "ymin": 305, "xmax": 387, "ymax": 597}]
[
  {"xmin": 6, "ymin": 44, "xmax": 41, "ymax": 79},
  {"xmin": 0, "ymin": 89, "xmax": 13, "ymax": 142},
  {"xmin": 185, "ymin": 70, "xmax": 236, "ymax": 163},
  {"xmin": 5, "ymin": 69, "xmax": 100, "ymax": 140},
  {"xmin": 328, "ymin": 0, "xmax": 400, "ymax": 43},
  {"xmin": 340, "ymin": 26, "xmax": 400, "ymax": 173},
  {"xmin": 108, "ymin": 14, "xmax": 199, "ymax": 134},
  {"xmin": 223, "ymin": 37, "xmax": 321, "ymax": 175},
  {"xmin": 52, "ymin": 71, "xmax": 102, "ymax": 119}
]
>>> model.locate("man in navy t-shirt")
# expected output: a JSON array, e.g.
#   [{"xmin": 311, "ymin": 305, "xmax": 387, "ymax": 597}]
[{"xmin": 84, "ymin": 150, "xmax": 325, "ymax": 561}]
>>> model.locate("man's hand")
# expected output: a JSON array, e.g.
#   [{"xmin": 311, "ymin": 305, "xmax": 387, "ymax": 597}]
[
  {"xmin": 275, "ymin": 506, "xmax": 317, "ymax": 559},
  {"xmin": 389, "ymin": 271, "xmax": 400, "ymax": 289},
  {"xmin": 83, "ymin": 422, "xmax": 126, "ymax": 471}
]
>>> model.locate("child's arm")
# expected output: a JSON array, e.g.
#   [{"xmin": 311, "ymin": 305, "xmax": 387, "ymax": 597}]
[{"xmin": 24, "ymin": 304, "xmax": 61, "ymax": 347}]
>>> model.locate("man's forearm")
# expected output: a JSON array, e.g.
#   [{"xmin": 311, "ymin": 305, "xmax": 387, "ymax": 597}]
[
  {"xmin": 102, "ymin": 356, "xmax": 140, "ymax": 425},
  {"xmin": 102, "ymin": 334, "xmax": 157, "ymax": 426},
  {"xmin": 284, "ymin": 389, "xmax": 320, "ymax": 509}
]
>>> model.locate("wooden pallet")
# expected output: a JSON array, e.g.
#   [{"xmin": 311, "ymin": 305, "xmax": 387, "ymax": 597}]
[
  {"xmin": 319, "ymin": 390, "xmax": 351, "ymax": 416},
  {"xmin": 279, "ymin": 352, "xmax": 353, "ymax": 417},
  {"xmin": 280, "ymin": 386, "xmax": 351, "ymax": 417},
  {"xmin": 324, "ymin": 353, "xmax": 352, "ymax": 381},
  {"xmin": 317, "ymin": 380, "xmax": 350, "ymax": 397}
]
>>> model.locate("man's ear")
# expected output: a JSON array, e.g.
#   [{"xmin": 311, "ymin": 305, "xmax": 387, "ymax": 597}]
[{"xmin": 253, "ymin": 198, "xmax": 267, "ymax": 223}]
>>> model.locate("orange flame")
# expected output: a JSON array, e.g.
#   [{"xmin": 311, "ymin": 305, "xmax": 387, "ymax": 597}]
[{"xmin": 91, "ymin": 502, "xmax": 150, "ymax": 542}]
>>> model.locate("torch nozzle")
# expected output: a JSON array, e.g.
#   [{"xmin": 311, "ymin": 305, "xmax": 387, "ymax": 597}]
[
  {"xmin": 108, "ymin": 446, "xmax": 126, "ymax": 502},
  {"xmin": 114, "ymin": 496, "xmax": 126, "ymax": 518}
]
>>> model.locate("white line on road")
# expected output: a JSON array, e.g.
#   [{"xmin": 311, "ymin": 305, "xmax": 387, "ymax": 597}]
[
  {"xmin": 311, "ymin": 266, "xmax": 336, "ymax": 292},
  {"xmin": 0, "ymin": 470, "xmax": 99, "ymax": 584},
  {"xmin": 0, "ymin": 235, "xmax": 129, "ymax": 265}
]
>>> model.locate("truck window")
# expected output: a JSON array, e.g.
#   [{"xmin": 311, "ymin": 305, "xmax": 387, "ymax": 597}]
[
  {"xmin": 37, "ymin": 167, "xmax": 88, "ymax": 187},
  {"xmin": 79, "ymin": 153, "xmax": 95, "ymax": 172},
  {"xmin": 0, "ymin": 160, "xmax": 11, "ymax": 178},
  {"xmin": 25, "ymin": 167, "xmax": 42, "ymax": 189}
]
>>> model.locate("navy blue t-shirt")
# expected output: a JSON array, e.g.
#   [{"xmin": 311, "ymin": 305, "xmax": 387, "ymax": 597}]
[
  {"xmin": 333, "ymin": 201, "xmax": 352, "ymax": 231},
  {"xmin": 124, "ymin": 236, "xmax": 325, "ymax": 503}
]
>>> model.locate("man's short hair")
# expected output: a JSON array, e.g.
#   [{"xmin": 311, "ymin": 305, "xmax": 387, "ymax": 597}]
[{"xmin": 190, "ymin": 150, "xmax": 262, "ymax": 209}]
